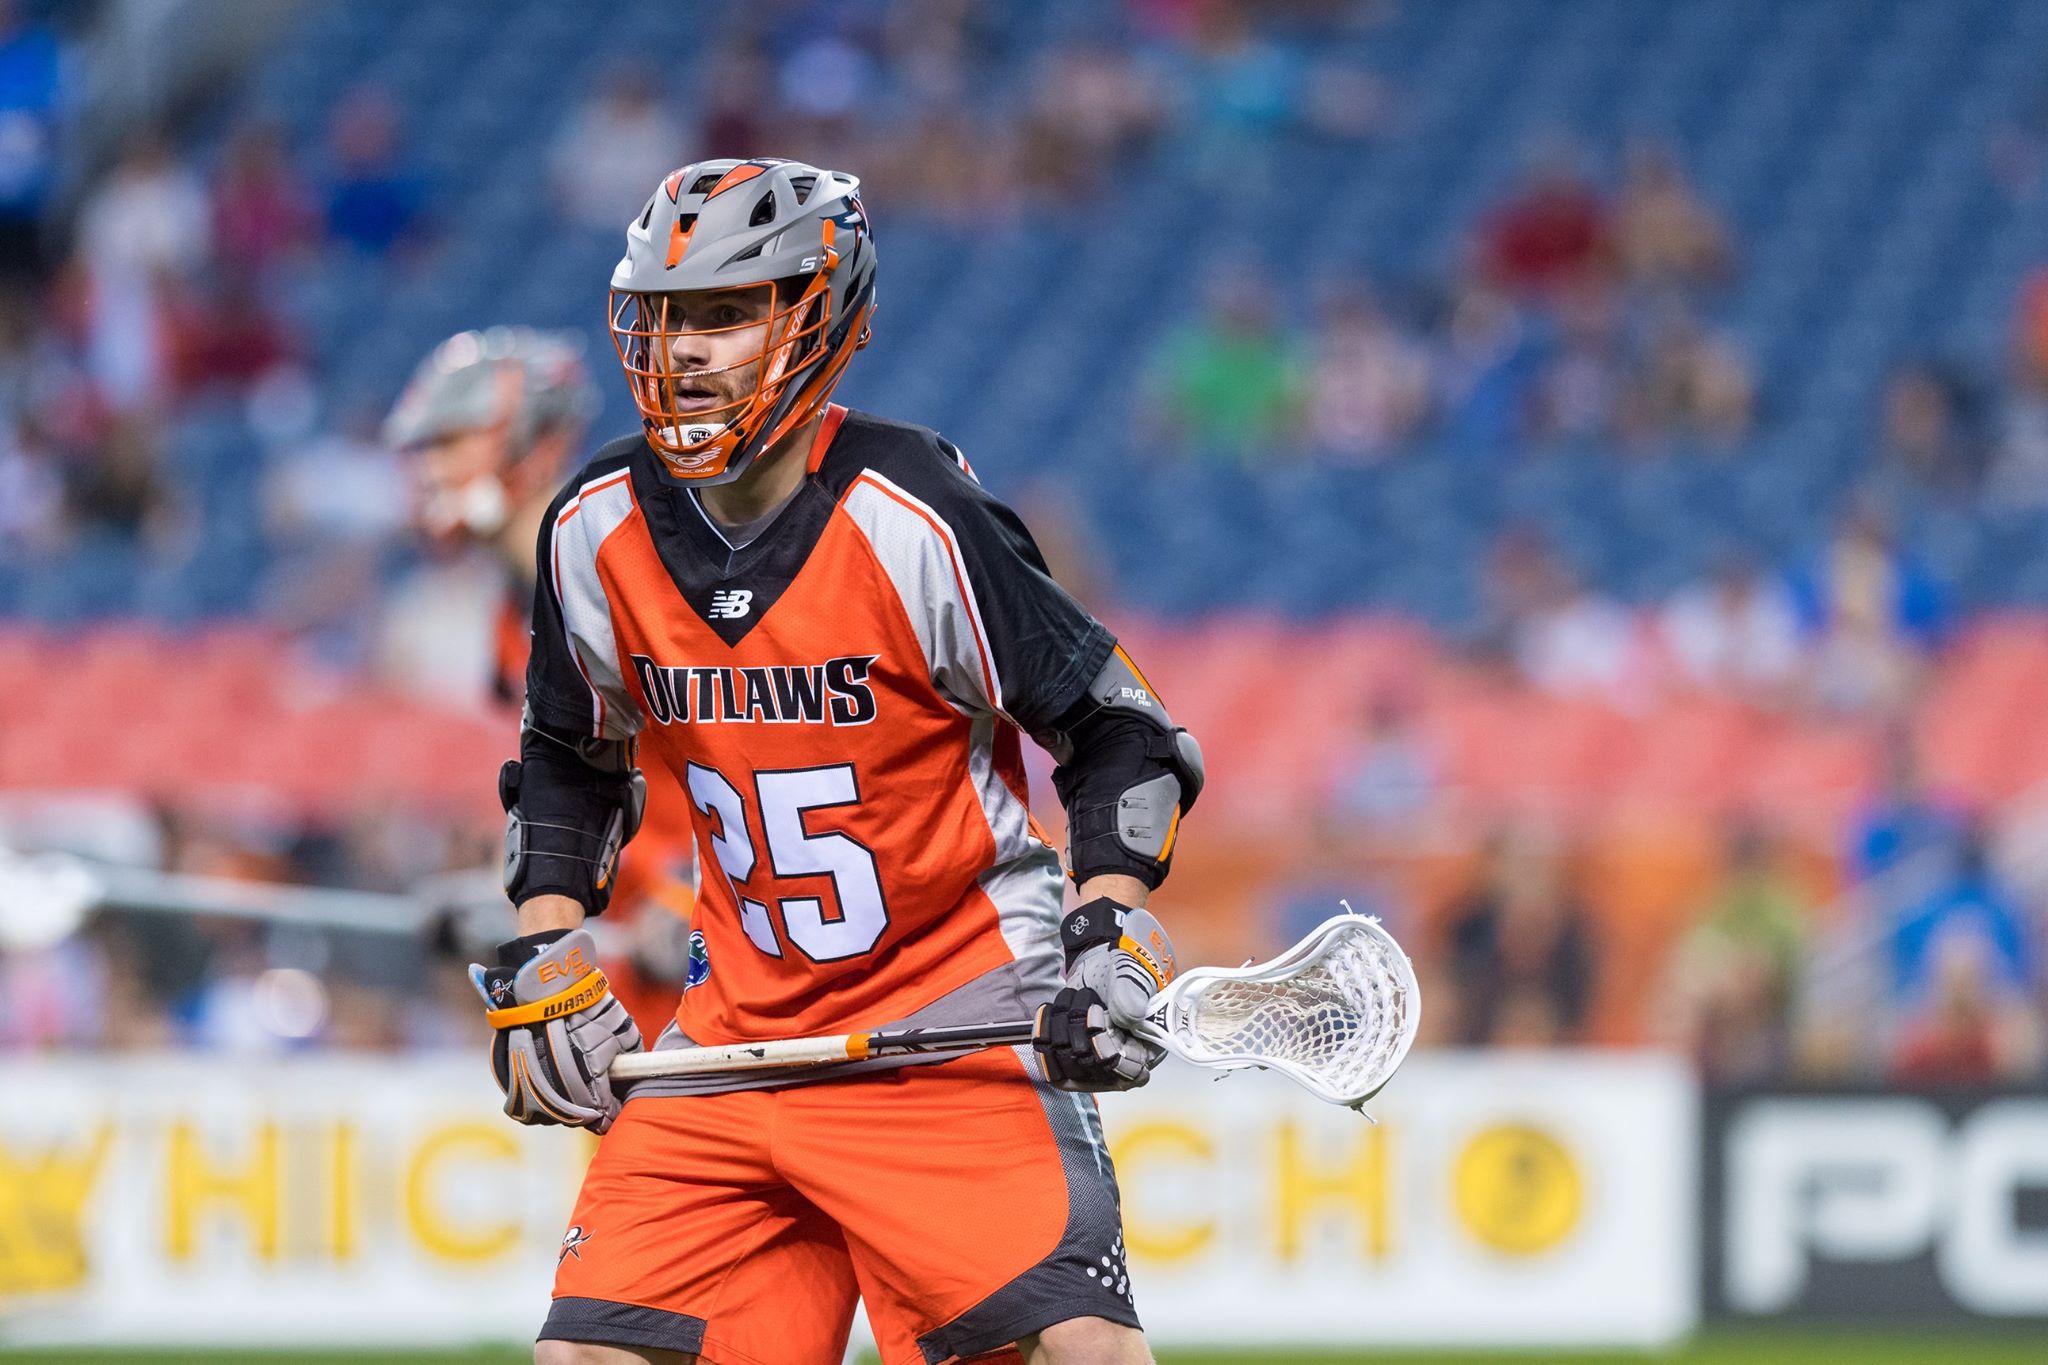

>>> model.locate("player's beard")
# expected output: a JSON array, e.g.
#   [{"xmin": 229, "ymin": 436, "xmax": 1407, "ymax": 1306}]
[{"xmin": 660, "ymin": 316, "xmax": 783, "ymax": 428}]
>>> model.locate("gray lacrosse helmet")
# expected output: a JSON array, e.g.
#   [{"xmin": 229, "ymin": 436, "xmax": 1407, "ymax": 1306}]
[
  {"xmin": 384, "ymin": 326, "xmax": 599, "ymax": 537},
  {"xmin": 608, "ymin": 157, "xmax": 876, "ymax": 483}
]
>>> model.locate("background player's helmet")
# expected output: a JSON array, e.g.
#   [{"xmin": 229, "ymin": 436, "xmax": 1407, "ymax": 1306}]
[
  {"xmin": 609, "ymin": 157, "xmax": 877, "ymax": 484},
  {"xmin": 384, "ymin": 326, "xmax": 599, "ymax": 538}
]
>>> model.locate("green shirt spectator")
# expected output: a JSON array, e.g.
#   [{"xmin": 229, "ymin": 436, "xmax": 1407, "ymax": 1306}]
[
  {"xmin": 1146, "ymin": 271, "xmax": 1306, "ymax": 461},
  {"xmin": 1664, "ymin": 826, "xmax": 1811, "ymax": 1081}
]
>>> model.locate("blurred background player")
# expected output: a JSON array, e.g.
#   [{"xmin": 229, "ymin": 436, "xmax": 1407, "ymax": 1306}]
[{"xmin": 385, "ymin": 327, "xmax": 697, "ymax": 1037}]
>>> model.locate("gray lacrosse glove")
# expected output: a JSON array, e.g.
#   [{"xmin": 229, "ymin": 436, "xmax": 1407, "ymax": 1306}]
[
  {"xmin": 1034, "ymin": 899, "xmax": 1176, "ymax": 1092},
  {"xmin": 471, "ymin": 928, "xmax": 643, "ymax": 1133}
]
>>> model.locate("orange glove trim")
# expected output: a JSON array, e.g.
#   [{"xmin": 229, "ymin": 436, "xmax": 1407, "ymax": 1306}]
[{"xmin": 485, "ymin": 970, "xmax": 612, "ymax": 1029}]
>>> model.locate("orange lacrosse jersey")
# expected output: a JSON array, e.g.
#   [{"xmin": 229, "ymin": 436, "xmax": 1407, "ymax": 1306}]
[{"xmin": 526, "ymin": 405, "xmax": 1116, "ymax": 1056}]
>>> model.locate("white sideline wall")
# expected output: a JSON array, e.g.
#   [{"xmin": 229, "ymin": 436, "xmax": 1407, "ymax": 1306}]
[{"xmin": 0, "ymin": 1051, "xmax": 1698, "ymax": 1349}]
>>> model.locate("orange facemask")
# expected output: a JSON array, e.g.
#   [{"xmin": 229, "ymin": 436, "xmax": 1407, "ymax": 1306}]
[{"xmin": 608, "ymin": 274, "xmax": 847, "ymax": 481}]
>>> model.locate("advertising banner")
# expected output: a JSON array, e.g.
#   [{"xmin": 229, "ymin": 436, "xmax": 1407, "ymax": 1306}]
[
  {"xmin": 0, "ymin": 1051, "xmax": 1697, "ymax": 1349},
  {"xmin": 1703, "ymin": 1087, "xmax": 2048, "ymax": 1324},
  {"xmin": 1109, "ymin": 1051, "xmax": 1697, "ymax": 1348},
  {"xmin": 0, "ymin": 1057, "xmax": 580, "ymax": 1347}
]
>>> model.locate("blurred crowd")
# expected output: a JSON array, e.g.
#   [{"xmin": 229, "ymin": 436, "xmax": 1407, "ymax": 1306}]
[
  {"xmin": 0, "ymin": 0, "xmax": 1403, "ymax": 670},
  {"xmin": 0, "ymin": 795, "xmax": 497, "ymax": 1053},
  {"xmin": 0, "ymin": 0, "xmax": 402, "ymax": 558},
  {"xmin": 9, "ymin": 713, "xmax": 2047, "ymax": 1093},
  {"xmin": 6, "ymin": 0, "xmax": 2048, "ymax": 1092},
  {"xmin": 1458, "ymin": 498, "xmax": 1947, "ymax": 717},
  {"xmin": 1145, "ymin": 135, "xmax": 1750, "ymax": 463},
  {"xmin": 1312, "ymin": 718, "xmax": 2048, "ymax": 1087}
]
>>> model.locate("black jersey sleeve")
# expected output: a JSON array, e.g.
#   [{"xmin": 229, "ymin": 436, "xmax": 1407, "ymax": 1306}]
[
  {"xmin": 936, "ymin": 447, "xmax": 1117, "ymax": 733},
  {"xmin": 836, "ymin": 422, "xmax": 1115, "ymax": 734}
]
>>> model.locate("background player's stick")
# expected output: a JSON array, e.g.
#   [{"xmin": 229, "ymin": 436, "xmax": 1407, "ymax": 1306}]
[{"xmin": 611, "ymin": 913, "xmax": 1420, "ymax": 1109}]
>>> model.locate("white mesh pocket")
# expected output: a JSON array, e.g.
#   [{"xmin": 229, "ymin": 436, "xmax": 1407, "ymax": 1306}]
[{"xmin": 1153, "ymin": 916, "xmax": 1418, "ymax": 1107}]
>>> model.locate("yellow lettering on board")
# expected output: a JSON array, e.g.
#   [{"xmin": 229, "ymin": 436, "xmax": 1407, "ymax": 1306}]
[
  {"xmin": 1108, "ymin": 1121, "xmax": 1216, "ymax": 1263},
  {"xmin": 166, "ymin": 1122, "xmax": 281, "ymax": 1263},
  {"xmin": 328, "ymin": 1121, "xmax": 357, "ymax": 1262},
  {"xmin": 1272, "ymin": 1119, "xmax": 1390, "ymax": 1262},
  {"xmin": 0, "ymin": 1124, "xmax": 112, "ymax": 1296},
  {"xmin": 405, "ymin": 1124, "xmax": 520, "ymax": 1263}
]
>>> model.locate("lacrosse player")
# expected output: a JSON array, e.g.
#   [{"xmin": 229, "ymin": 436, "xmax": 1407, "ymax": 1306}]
[
  {"xmin": 470, "ymin": 158, "xmax": 1202, "ymax": 1365},
  {"xmin": 384, "ymin": 328, "xmax": 697, "ymax": 1036}
]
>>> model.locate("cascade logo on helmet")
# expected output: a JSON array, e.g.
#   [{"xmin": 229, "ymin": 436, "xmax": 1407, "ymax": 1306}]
[{"xmin": 608, "ymin": 157, "xmax": 877, "ymax": 485}]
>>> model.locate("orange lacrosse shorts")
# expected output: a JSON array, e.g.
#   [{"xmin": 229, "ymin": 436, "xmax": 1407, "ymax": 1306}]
[{"xmin": 541, "ymin": 1047, "xmax": 1140, "ymax": 1365}]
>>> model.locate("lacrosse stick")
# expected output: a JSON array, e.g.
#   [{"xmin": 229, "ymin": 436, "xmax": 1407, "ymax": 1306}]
[{"xmin": 611, "ymin": 912, "xmax": 1420, "ymax": 1109}]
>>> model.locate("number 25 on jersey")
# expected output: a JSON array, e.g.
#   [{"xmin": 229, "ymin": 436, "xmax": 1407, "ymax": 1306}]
[{"xmin": 685, "ymin": 761, "xmax": 890, "ymax": 963}]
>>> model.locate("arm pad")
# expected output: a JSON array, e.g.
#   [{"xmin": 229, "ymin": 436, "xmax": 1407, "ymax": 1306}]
[
  {"xmin": 501, "ymin": 714, "xmax": 645, "ymax": 915},
  {"xmin": 1040, "ymin": 651, "xmax": 1203, "ymax": 889}
]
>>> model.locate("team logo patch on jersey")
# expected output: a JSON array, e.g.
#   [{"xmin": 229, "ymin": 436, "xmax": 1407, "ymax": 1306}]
[
  {"xmin": 559, "ymin": 1225, "xmax": 591, "ymax": 1263},
  {"xmin": 708, "ymin": 588, "xmax": 753, "ymax": 619},
  {"xmin": 685, "ymin": 930, "xmax": 711, "ymax": 991}
]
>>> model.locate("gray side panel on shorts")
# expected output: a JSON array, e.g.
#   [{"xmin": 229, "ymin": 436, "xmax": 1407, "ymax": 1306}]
[
  {"xmin": 540, "ymin": 1296, "xmax": 708, "ymax": 1354},
  {"xmin": 914, "ymin": 1048, "xmax": 1142, "ymax": 1363},
  {"xmin": 620, "ymin": 955, "xmax": 1050, "ymax": 1100}
]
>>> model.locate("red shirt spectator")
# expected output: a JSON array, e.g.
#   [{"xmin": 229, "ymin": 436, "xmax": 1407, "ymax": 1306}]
[
  {"xmin": 1888, "ymin": 931, "xmax": 2028, "ymax": 1087},
  {"xmin": 1891, "ymin": 1014, "xmax": 1999, "ymax": 1085},
  {"xmin": 213, "ymin": 121, "xmax": 312, "ymax": 274},
  {"xmin": 165, "ymin": 278, "xmax": 292, "ymax": 393},
  {"xmin": 1479, "ymin": 146, "xmax": 1614, "ymax": 295}
]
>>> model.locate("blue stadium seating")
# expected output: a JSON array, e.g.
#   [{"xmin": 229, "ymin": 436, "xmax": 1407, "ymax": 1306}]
[{"xmin": 16, "ymin": 0, "xmax": 2048, "ymax": 627}]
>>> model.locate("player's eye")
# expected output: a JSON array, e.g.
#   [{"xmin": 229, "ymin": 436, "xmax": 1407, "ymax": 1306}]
[{"xmin": 713, "ymin": 305, "xmax": 746, "ymax": 326}]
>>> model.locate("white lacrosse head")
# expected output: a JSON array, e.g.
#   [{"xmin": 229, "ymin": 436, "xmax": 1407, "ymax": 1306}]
[{"xmin": 1139, "ymin": 914, "xmax": 1420, "ymax": 1108}]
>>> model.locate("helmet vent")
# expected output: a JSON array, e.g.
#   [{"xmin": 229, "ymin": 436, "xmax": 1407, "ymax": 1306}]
[
  {"xmin": 732, "ymin": 241, "xmax": 765, "ymax": 262},
  {"xmin": 790, "ymin": 175, "xmax": 817, "ymax": 204},
  {"xmin": 639, "ymin": 196, "xmax": 657, "ymax": 229},
  {"xmin": 675, "ymin": 213, "xmax": 698, "ymax": 234},
  {"xmin": 689, "ymin": 172, "xmax": 723, "ymax": 195},
  {"xmin": 750, "ymin": 192, "xmax": 777, "ymax": 227}
]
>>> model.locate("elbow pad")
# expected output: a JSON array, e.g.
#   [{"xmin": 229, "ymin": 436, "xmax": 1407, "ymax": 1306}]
[
  {"xmin": 1039, "ymin": 651, "xmax": 1204, "ymax": 890},
  {"xmin": 501, "ymin": 710, "xmax": 646, "ymax": 916}
]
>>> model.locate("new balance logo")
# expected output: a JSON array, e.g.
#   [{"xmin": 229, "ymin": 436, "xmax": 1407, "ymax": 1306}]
[{"xmin": 708, "ymin": 589, "xmax": 753, "ymax": 619}]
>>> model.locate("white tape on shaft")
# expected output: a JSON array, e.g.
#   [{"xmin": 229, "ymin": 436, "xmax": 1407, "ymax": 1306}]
[{"xmin": 610, "ymin": 1033, "xmax": 866, "ymax": 1079}]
